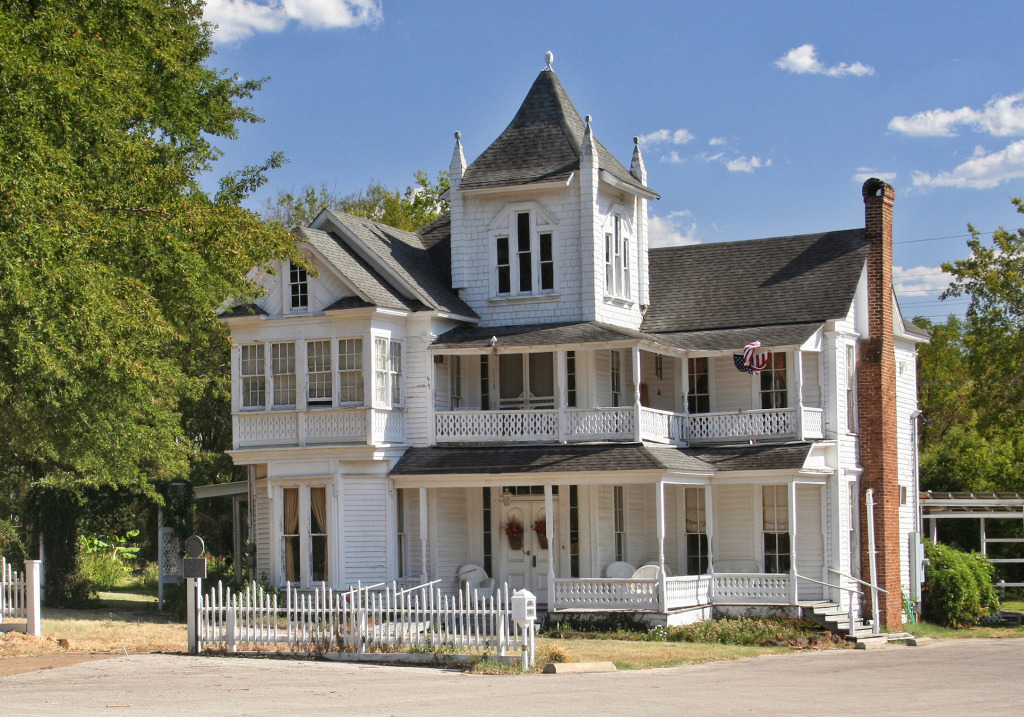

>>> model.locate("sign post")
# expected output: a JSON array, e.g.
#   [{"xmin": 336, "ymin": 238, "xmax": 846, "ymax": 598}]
[{"xmin": 183, "ymin": 536, "xmax": 207, "ymax": 655}]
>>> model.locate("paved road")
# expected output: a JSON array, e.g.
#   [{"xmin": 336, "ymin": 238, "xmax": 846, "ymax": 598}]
[{"xmin": 1, "ymin": 639, "xmax": 1021, "ymax": 716}]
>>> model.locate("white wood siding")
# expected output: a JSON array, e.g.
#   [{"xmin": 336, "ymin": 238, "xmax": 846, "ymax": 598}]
[
  {"xmin": 433, "ymin": 488, "xmax": 470, "ymax": 594},
  {"xmin": 796, "ymin": 485, "xmax": 825, "ymax": 600},
  {"xmin": 343, "ymin": 478, "xmax": 388, "ymax": 585},
  {"xmin": 801, "ymin": 352, "xmax": 821, "ymax": 406},
  {"xmin": 253, "ymin": 478, "xmax": 272, "ymax": 581},
  {"xmin": 713, "ymin": 484, "xmax": 756, "ymax": 568},
  {"xmin": 895, "ymin": 339, "xmax": 919, "ymax": 591},
  {"xmin": 711, "ymin": 356, "xmax": 753, "ymax": 412}
]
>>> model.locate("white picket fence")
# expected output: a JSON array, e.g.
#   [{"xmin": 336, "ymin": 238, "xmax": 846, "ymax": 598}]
[
  {"xmin": 195, "ymin": 580, "xmax": 535, "ymax": 662},
  {"xmin": 0, "ymin": 558, "xmax": 41, "ymax": 636}
]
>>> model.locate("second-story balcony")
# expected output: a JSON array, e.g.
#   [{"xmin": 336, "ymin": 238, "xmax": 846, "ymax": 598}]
[
  {"xmin": 233, "ymin": 407, "xmax": 405, "ymax": 449},
  {"xmin": 434, "ymin": 405, "xmax": 824, "ymax": 446}
]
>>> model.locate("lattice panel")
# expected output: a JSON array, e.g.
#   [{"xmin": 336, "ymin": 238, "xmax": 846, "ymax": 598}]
[
  {"xmin": 306, "ymin": 408, "xmax": 365, "ymax": 441},
  {"xmin": 435, "ymin": 411, "xmax": 558, "ymax": 442},
  {"xmin": 159, "ymin": 528, "xmax": 182, "ymax": 582},
  {"xmin": 552, "ymin": 579, "xmax": 659, "ymax": 611},
  {"xmin": 564, "ymin": 409, "xmax": 633, "ymax": 440},
  {"xmin": 236, "ymin": 412, "xmax": 298, "ymax": 443},
  {"xmin": 712, "ymin": 574, "xmax": 790, "ymax": 602}
]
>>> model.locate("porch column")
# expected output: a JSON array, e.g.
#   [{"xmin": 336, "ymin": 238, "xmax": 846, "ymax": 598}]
[
  {"xmin": 704, "ymin": 485, "xmax": 715, "ymax": 574},
  {"xmin": 545, "ymin": 485, "xmax": 555, "ymax": 604},
  {"xmin": 929, "ymin": 516, "xmax": 937, "ymax": 543},
  {"xmin": 656, "ymin": 481, "xmax": 667, "ymax": 612},
  {"xmin": 419, "ymin": 488, "xmax": 429, "ymax": 584},
  {"xmin": 678, "ymin": 355, "xmax": 689, "ymax": 443},
  {"xmin": 793, "ymin": 350, "xmax": 804, "ymax": 440},
  {"xmin": 631, "ymin": 345, "xmax": 642, "ymax": 442},
  {"xmin": 788, "ymin": 481, "xmax": 798, "ymax": 605},
  {"xmin": 556, "ymin": 350, "xmax": 567, "ymax": 444}
]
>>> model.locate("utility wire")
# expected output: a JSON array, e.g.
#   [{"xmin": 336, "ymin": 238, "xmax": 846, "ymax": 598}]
[{"xmin": 894, "ymin": 230, "xmax": 995, "ymax": 246}]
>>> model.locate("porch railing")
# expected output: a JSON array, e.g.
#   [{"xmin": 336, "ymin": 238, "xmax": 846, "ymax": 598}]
[
  {"xmin": 664, "ymin": 574, "xmax": 713, "ymax": 610},
  {"xmin": 435, "ymin": 406, "xmax": 824, "ymax": 445},
  {"xmin": 552, "ymin": 578, "xmax": 660, "ymax": 611},
  {"xmin": 234, "ymin": 407, "xmax": 405, "ymax": 449},
  {"xmin": 710, "ymin": 573, "xmax": 791, "ymax": 605}
]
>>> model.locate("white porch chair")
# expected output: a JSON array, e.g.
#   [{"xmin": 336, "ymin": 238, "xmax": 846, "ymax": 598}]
[
  {"xmin": 457, "ymin": 564, "xmax": 495, "ymax": 596},
  {"xmin": 631, "ymin": 564, "xmax": 662, "ymax": 580},
  {"xmin": 604, "ymin": 561, "xmax": 636, "ymax": 579}
]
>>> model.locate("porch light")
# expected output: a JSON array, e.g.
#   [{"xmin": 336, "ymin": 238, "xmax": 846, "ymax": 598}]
[{"xmin": 500, "ymin": 488, "xmax": 512, "ymax": 506}]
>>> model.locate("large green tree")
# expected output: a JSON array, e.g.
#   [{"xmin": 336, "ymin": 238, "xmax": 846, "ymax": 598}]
[
  {"xmin": 0, "ymin": 0, "xmax": 293, "ymax": 601},
  {"xmin": 917, "ymin": 198, "xmax": 1024, "ymax": 493},
  {"xmin": 263, "ymin": 170, "xmax": 450, "ymax": 231}
]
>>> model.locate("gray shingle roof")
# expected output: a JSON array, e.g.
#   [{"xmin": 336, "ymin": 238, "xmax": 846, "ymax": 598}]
[
  {"xmin": 391, "ymin": 444, "xmax": 709, "ymax": 476},
  {"xmin": 459, "ymin": 69, "xmax": 653, "ymax": 196},
  {"xmin": 432, "ymin": 321, "xmax": 648, "ymax": 350},
  {"xmin": 324, "ymin": 211, "xmax": 476, "ymax": 318},
  {"xmin": 390, "ymin": 442, "xmax": 813, "ymax": 476},
  {"xmin": 642, "ymin": 229, "xmax": 869, "ymax": 333},
  {"xmin": 653, "ymin": 322, "xmax": 824, "ymax": 351},
  {"xmin": 682, "ymin": 443, "xmax": 813, "ymax": 472},
  {"xmin": 220, "ymin": 303, "xmax": 267, "ymax": 319}
]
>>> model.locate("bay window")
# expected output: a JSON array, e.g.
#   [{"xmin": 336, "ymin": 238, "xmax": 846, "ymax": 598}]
[
  {"xmin": 374, "ymin": 337, "xmax": 403, "ymax": 407},
  {"xmin": 241, "ymin": 344, "xmax": 265, "ymax": 409},
  {"xmin": 272, "ymin": 342, "xmax": 296, "ymax": 407},
  {"xmin": 338, "ymin": 338, "xmax": 364, "ymax": 405},
  {"xmin": 306, "ymin": 340, "xmax": 332, "ymax": 406}
]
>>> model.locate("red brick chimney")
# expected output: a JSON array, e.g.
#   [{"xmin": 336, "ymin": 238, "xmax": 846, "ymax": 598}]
[{"xmin": 858, "ymin": 178, "xmax": 903, "ymax": 630}]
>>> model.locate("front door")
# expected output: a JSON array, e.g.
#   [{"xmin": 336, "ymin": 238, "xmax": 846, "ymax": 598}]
[{"xmin": 501, "ymin": 498, "xmax": 555, "ymax": 604}]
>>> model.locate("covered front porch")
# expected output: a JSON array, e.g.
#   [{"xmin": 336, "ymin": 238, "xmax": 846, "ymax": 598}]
[{"xmin": 390, "ymin": 442, "xmax": 836, "ymax": 620}]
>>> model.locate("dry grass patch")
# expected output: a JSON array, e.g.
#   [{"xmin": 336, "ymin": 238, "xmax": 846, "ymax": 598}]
[{"xmin": 535, "ymin": 637, "xmax": 787, "ymax": 670}]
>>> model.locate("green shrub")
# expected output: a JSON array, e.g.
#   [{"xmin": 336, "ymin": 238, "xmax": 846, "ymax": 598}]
[
  {"xmin": 668, "ymin": 616, "xmax": 823, "ymax": 646},
  {"xmin": 79, "ymin": 530, "xmax": 140, "ymax": 590},
  {"xmin": 922, "ymin": 541, "xmax": 999, "ymax": 627}
]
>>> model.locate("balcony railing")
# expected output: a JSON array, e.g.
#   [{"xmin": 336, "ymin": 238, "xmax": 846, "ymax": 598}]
[
  {"xmin": 434, "ymin": 406, "xmax": 824, "ymax": 445},
  {"xmin": 233, "ymin": 407, "xmax": 405, "ymax": 449},
  {"xmin": 550, "ymin": 573, "xmax": 787, "ymax": 612}
]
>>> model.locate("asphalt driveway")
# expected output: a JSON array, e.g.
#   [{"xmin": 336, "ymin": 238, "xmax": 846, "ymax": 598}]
[{"xmin": 1, "ymin": 638, "xmax": 1020, "ymax": 716}]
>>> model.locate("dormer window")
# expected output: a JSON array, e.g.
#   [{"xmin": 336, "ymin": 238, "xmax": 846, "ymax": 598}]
[
  {"xmin": 289, "ymin": 262, "xmax": 308, "ymax": 310},
  {"xmin": 605, "ymin": 214, "xmax": 630, "ymax": 299},
  {"xmin": 492, "ymin": 207, "xmax": 556, "ymax": 297}
]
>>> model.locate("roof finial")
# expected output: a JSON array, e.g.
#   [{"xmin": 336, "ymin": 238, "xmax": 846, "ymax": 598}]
[
  {"xmin": 544, "ymin": 51, "xmax": 554, "ymax": 71},
  {"xmin": 585, "ymin": 114, "xmax": 592, "ymax": 130},
  {"xmin": 454, "ymin": 130, "xmax": 461, "ymax": 142}
]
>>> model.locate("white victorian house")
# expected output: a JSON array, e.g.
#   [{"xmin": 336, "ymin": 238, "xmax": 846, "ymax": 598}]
[{"xmin": 223, "ymin": 59, "xmax": 926, "ymax": 631}]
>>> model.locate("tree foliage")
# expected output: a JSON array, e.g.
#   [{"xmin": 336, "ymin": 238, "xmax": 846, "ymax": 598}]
[
  {"xmin": 263, "ymin": 170, "xmax": 450, "ymax": 231},
  {"xmin": 922, "ymin": 541, "xmax": 999, "ymax": 627},
  {"xmin": 0, "ymin": 0, "xmax": 294, "ymax": 600},
  {"xmin": 917, "ymin": 198, "xmax": 1024, "ymax": 492}
]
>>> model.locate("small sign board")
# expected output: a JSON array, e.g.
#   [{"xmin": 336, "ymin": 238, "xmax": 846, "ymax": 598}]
[{"xmin": 183, "ymin": 557, "xmax": 207, "ymax": 579}]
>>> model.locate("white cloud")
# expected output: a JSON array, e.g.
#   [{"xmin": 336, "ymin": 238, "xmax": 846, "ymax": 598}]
[
  {"xmin": 853, "ymin": 167, "xmax": 897, "ymax": 183},
  {"xmin": 204, "ymin": 0, "xmax": 381, "ymax": 43},
  {"xmin": 911, "ymin": 139, "xmax": 1024, "ymax": 189},
  {"xmin": 660, "ymin": 151, "xmax": 685, "ymax": 164},
  {"xmin": 889, "ymin": 92, "xmax": 1024, "ymax": 138},
  {"xmin": 637, "ymin": 128, "xmax": 695, "ymax": 147},
  {"xmin": 649, "ymin": 211, "xmax": 699, "ymax": 248},
  {"xmin": 725, "ymin": 156, "xmax": 771, "ymax": 173},
  {"xmin": 775, "ymin": 44, "xmax": 874, "ymax": 77},
  {"xmin": 893, "ymin": 265, "xmax": 953, "ymax": 297},
  {"xmin": 708, "ymin": 137, "xmax": 727, "ymax": 146}
]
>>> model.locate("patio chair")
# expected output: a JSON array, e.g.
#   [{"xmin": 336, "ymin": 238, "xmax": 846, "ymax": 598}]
[
  {"xmin": 604, "ymin": 561, "xmax": 636, "ymax": 579},
  {"xmin": 457, "ymin": 563, "xmax": 495, "ymax": 596},
  {"xmin": 631, "ymin": 564, "xmax": 662, "ymax": 580}
]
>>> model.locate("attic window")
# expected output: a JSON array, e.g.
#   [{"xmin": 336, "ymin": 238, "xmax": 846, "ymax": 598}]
[
  {"xmin": 290, "ymin": 263, "xmax": 308, "ymax": 309},
  {"xmin": 493, "ymin": 209, "xmax": 555, "ymax": 297}
]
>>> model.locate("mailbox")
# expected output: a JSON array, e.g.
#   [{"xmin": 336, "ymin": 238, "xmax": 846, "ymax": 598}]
[{"xmin": 511, "ymin": 589, "xmax": 536, "ymax": 622}]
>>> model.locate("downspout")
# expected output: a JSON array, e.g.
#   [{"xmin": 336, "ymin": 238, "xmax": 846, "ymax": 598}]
[{"xmin": 865, "ymin": 488, "xmax": 880, "ymax": 631}]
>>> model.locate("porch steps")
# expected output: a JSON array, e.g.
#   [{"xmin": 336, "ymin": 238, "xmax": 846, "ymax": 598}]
[{"xmin": 798, "ymin": 600, "xmax": 877, "ymax": 640}]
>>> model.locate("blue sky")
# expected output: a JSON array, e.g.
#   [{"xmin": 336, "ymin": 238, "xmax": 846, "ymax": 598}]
[{"xmin": 202, "ymin": 0, "xmax": 1024, "ymax": 323}]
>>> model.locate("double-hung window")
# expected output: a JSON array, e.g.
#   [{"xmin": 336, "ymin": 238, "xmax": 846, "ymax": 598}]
[
  {"xmin": 306, "ymin": 340, "xmax": 332, "ymax": 407},
  {"xmin": 684, "ymin": 487, "xmax": 709, "ymax": 575},
  {"xmin": 282, "ymin": 485, "xmax": 329, "ymax": 585},
  {"xmin": 763, "ymin": 485, "xmax": 791, "ymax": 573},
  {"xmin": 613, "ymin": 485, "xmax": 626, "ymax": 562},
  {"xmin": 241, "ymin": 344, "xmax": 266, "ymax": 409},
  {"xmin": 337, "ymin": 338, "xmax": 364, "ymax": 405},
  {"xmin": 687, "ymin": 357, "xmax": 710, "ymax": 414},
  {"xmin": 374, "ymin": 338, "xmax": 403, "ymax": 407},
  {"xmin": 605, "ymin": 214, "xmax": 631, "ymax": 299},
  {"xmin": 846, "ymin": 344, "xmax": 858, "ymax": 432},
  {"xmin": 272, "ymin": 342, "xmax": 296, "ymax": 407},
  {"xmin": 610, "ymin": 350, "xmax": 622, "ymax": 407},
  {"xmin": 759, "ymin": 352, "xmax": 787, "ymax": 409},
  {"xmin": 289, "ymin": 262, "xmax": 309, "ymax": 310},
  {"xmin": 450, "ymin": 355, "xmax": 462, "ymax": 409},
  {"xmin": 494, "ymin": 210, "xmax": 554, "ymax": 296}
]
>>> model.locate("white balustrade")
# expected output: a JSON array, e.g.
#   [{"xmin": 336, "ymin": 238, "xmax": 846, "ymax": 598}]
[
  {"xmin": 685, "ymin": 408, "xmax": 796, "ymax": 443},
  {"xmin": 563, "ymin": 408, "xmax": 635, "ymax": 442},
  {"xmin": 639, "ymin": 407, "xmax": 684, "ymax": 444},
  {"xmin": 435, "ymin": 410, "xmax": 559, "ymax": 443},
  {"xmin": 801, "ymin": 407, "xmax": 825, "ymax": 440},
  {"xmin": 551, "ymin": 578, "xmax": 660, "ymax": 611},
  {"xmin": 663, "ymin": 574, "xmax": 713, "ymax": 610},
  {"xmin": 371, "ymin": 409, "xmax": 406, "ymax": 443},
  {"xmin": 235, "ymin": 408, "xmax": 388, "ymax": 448},
  {"xmin": 712, "ymin": 573, "xmax": 791, "ymax": 604},
  {"xmin": 235, "ymin": 411, "xmax": 299, "ymax": 446},
  {"xmin": 306, "ymin": 408, "xmax": 366, "ymax": 443}
]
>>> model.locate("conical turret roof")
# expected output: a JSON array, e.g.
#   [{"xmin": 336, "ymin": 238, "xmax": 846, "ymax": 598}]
[{"xmin": 460, "ymin": 69, "xmax": 653, "ymax": 195}]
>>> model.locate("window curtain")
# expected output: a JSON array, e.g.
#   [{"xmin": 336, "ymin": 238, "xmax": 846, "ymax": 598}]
[
  {"xmin": 283, "ymin": 488, "xmax": 299, "ymax": 581},
  {"xmin": 310, "ymin": 487, "xmax": 328, "ymax": 582}
]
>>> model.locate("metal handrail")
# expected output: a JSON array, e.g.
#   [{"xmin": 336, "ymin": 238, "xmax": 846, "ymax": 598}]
[
  {"xmin": 795, "ymin": 573, "xmax": 863, "ymax": 595},
  {"xmin": 828, "ymin": 567, "xmax": 889, "ymax": 595}
]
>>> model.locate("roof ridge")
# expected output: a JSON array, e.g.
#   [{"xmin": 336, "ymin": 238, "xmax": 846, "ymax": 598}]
[{"xmin": 649, "ymin": 227, "xmax": 866, "ymax": 254}]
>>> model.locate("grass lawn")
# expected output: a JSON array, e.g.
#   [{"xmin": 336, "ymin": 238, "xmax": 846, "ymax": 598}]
[
  {"xmin": 0, "ymin": 587, "xmax": 186, "ymax": 659},
  {"xmin": 535, "ymin": 637, "xmax": 791, "ymax": 670}
]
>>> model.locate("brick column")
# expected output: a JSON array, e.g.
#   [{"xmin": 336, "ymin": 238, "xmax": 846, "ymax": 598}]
[{"xmin": 858, "ymin": 178, "xmax": 903, "ymax": 630}]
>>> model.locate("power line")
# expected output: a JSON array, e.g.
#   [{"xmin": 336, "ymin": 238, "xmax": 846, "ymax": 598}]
[{"xmin": 894, "ymin": 230, "xmax": 995, "ymax": 246}]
